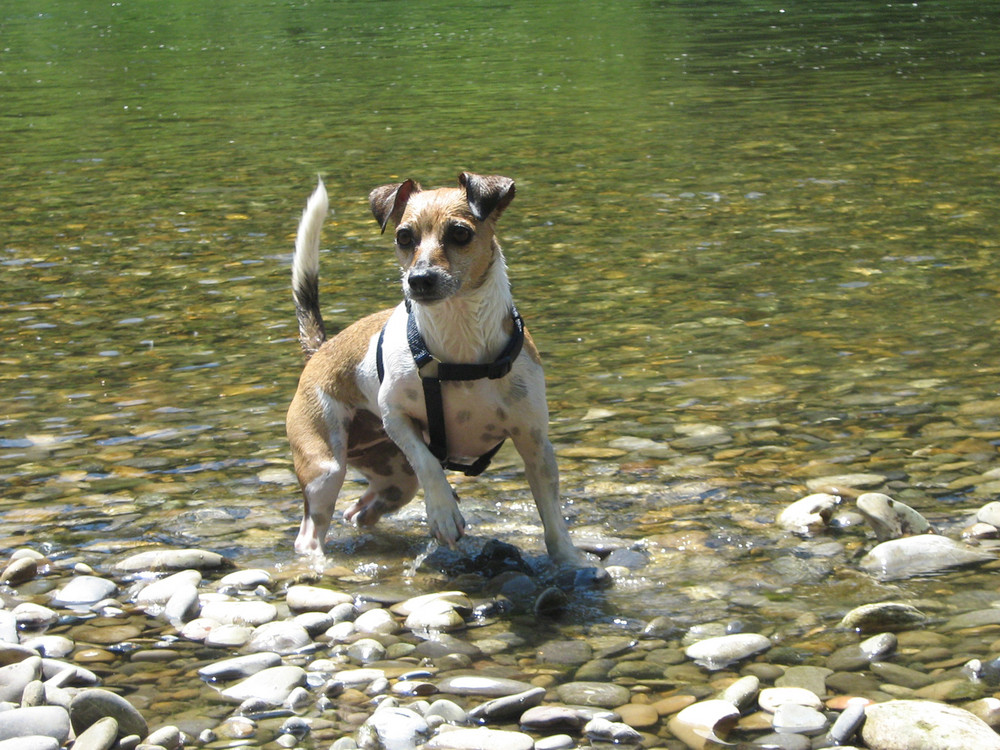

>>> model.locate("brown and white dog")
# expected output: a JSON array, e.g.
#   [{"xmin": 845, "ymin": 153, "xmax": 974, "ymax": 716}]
[{"xmin": 285, "ymin": 172, "xmax": 592, "ymax": 569}]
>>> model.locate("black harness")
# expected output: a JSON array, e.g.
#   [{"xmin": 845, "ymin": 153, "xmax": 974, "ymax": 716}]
[{"xmin": 376, "ymin": 300, "xmax": 525, "ymax": 476}]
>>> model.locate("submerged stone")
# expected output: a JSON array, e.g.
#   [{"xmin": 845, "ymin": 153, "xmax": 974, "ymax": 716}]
[
  {"xmin": 860, "ymin": 534, "xmax": 994, "ymax": 580},
  {"xmin": 861, "ymin": 700, "xmax": 1000, "ymax": 750}
]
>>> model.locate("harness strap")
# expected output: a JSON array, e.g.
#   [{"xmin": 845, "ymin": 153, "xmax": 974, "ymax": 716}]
[{"xmin": 376, "ymin": 301, "xmax": 524, "ymax": 477}]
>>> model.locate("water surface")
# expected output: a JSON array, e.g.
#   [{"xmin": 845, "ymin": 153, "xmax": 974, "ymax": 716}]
[{"xmin": 3, "ymin": 1, "xmax": 1000, "ymax": 626}]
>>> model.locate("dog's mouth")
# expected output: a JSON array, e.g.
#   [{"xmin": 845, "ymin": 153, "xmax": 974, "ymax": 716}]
[{"xmin": 404, "ymin": 270, "xmax": 458, "ymax": 304}]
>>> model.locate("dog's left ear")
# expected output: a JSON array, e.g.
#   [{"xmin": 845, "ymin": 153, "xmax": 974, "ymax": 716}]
[
  {"xmin": 369, "ymin": 179, "xmax": 420, "ymax": 234},
  {"xmin": 459, "ymin": 172, "xmax": 515, "ymax": 222}
]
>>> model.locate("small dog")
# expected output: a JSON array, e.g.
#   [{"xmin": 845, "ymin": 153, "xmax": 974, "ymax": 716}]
[{"xmin": 286, "ymin": 172, "xmax": 592, "ymax": 569}]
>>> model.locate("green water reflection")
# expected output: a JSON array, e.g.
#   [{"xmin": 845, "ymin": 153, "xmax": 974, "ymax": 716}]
[{"xmin": 2, "ymin": 0, "xmax": 1000, "ymax": 618}]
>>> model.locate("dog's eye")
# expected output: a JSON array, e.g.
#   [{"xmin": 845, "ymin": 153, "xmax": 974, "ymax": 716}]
[
  {"xmin": 448, "ymin": 225, "xmax": 473, "ymax": 245},
  {"xmin": 395, "ymin": 228, "xmax": 414, "ymax": 248}
]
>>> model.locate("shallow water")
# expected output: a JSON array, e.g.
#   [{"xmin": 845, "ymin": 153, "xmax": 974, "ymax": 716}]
[{"xmin": 3, "ymin": 0, "xmax": 1000, "ymax": 632}]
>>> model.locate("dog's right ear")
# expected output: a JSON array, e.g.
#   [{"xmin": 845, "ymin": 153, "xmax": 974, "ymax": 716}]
[{"xmin": 369, "ymin": 180, "xmax": 420, "ymax": 234}]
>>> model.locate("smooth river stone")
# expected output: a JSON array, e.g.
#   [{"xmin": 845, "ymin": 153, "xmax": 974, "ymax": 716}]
[
  {"xmin": 200, "ymin": 600, "xmax": 278, "ymax": 626},
  {"xmin": 437, "ymin": 675, "xmax": 537, "ymax": 697},
  {"xmin": 425, "ymin": 727, "xmax": 534, "ymax": 750},
  {"xmin": 771, "ymin": 703, "xmax": 828, "ymax": 735},
  {"xmin": 359, "ymin": 706, "xmax": 428, "ymax": 750},
  {"xmin": 861, "ymin": 700, "xmax": 1000, "ymax": 750},
  {"xmin": 0, "ymin": 738, "xmax": 60, "ymax": 750},
  {"xmin": 219, "ymin": 665, "xmax": 307, "ymax": 704},
  {"xmin": 555, "ymin": 681, "xmax": 631, "ymax": 708},
  {"xmin": 0, "ymin": 706, "xmax": 71, "ymax": 744},
  {"xmin": 839, "ymin": 602, "xmax": 927, "ymax": 633},
  {"xmin": 860, "ymin": 534, "xmax": 994, "ymax": 581},
  {"xmin": 198, "ymin": 652, "xmax": 282, "ymax": 681},
  {"xmin": 244, "ymin": 621, "xmax": 311, "ymax": 654},
  {"xmin": 467, "ymin": 686, "xmax": 546, "ymax": 721},
  {"xmin": 667, "ymin": 699, "xmax": 740, "ymax": 749},
  {"xmin": 0, "ymin": 654, "xmax": 42, "ymax": 702},
  {"xmin": 50, "ymin": 576, "xmax": 117, "ymax": 606},
  {"xmin": 114, "ymin": 548, "xmax": 226, "ymax": 572},
  {"xmin": 684, "ymin": 633, "xmax": 771, "ymax": 670},
  {"xmin": 353, "ymin": 607, "xmax": 401, "ymax": 635},
  {"xmin": 71, "ymin": 716, "xmax": 118, "ymax": 750},
  {"xmin": 758, "ymin": 687, "xmax": 823, "ymax": 712},
  {"xmin": 69, "ymin": 688, "xmax": 147, "ymax": 740},
  {"xmin": 286, "ymin": 585, "xmax": 354, "ymax": 612},
  {"xmin": 135, "ymin": 570, "xmax": 203, "ymax": 604},
  {"xmin": 856, "ymin": 492, "xmax": 933, "ymax": 541},
  {"xmin": 777, "ymin": 493, "xmax": 838, "ymax": 535}
]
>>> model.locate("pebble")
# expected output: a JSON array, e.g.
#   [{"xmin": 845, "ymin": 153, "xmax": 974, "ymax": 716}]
[
  {"xmin": 359, "ymin": 706, "xmax": 428, "ymax": 750},
  {"xmin": 218, "ymin": 665, "xmax": 307, "ymax": 704},
  {"xmin": 438, "ymin": 675, "xmax": 537, "ymax": 698},
  {"xmin": 555, "ymin": 681, "xmax": 631, "ymax": 708},
  {"xmin": 135, "ymin": 570, "xmax": 203, "ymax": 605},
  {"xmin": 758, "ymin": 686, "xmax": 823, "ymax": 712},
  {"xmin": 0, "ymin": 706, "xmax": 71, "ymax": 744},
  {"xmin": 200, "ymin": 600, "xmax": 278, "ymax": 626},
  {"xmin": 286, "ymin": 585, "xmax": 354, "ymax": 612},
  {"xmin": 69, "ymin": 688, "xmax": 148, "ymax": 740},
  {"xmin": 0, "ymin": 557, "xmax": 38, "ymax": 586},
  {"xmin": 777, "ymin": 493, "xmax": 839, "ymax": 535},
  {"xmin": 0, "ymin": 654, "xmax": 42, "ymax": 701},
  {"xmin": 855, "ymin": 492, "xmax": 933, "ymax": 541},
  {"xmin": 114, "ymin": 548, "xmax": 226, "ymax": 572},
  {"xmin": 771, "ymin": 702, "xmax": 828, "ymax": 734},
  {"xmin": 839, "ymin": 602, "xmax": 927, "ymax": 633},
  {"xmin": 50, "ymin": 576, "xmax": 117, "ymax": 606},
  {"xmin": 860, "ymin": 534, "xmax": 995, "ymax": 580},
  {"xmin": 354, "ymin": 607, "xmax": 401, "ymax": 635},
  {"xmin": 71, "ymin": 716, "xmax": 119, "ymax": 750},
  {"xmin": 425, "ymin": 727, "xmax": 534, "ymax": 750},
  {"xmin": 861, "ymin": 699, "xmax": 1000, "ymax": 750},
  {"xmin": 467, "ymin": 687, "xmax": 545, "ymax": 722},
  {"xmin": 667, "ymin": 699, "xmax": 740, "ymax": 749},
  {"xmin": 244, "ymin": 621, "xmax": 312, "ymax": 654},
  {"xmin": 685, "ymin": 633, "xmax": 772, "ymax": 669}
]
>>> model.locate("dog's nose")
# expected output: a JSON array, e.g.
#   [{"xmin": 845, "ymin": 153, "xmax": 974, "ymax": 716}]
[{"xmin": 407, "ymin": 269, "xmax": 438, "ymax": 297}]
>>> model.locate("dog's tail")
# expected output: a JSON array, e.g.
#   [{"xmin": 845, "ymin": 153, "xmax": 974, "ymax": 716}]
[{"xmin": 292, "ymin": 178, "xmax": 329, "ymax": 359}]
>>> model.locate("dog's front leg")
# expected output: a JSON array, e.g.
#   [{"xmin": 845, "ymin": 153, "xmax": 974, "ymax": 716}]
[
  {"xmin": 513, "ymin": 426, "xmax": 593, "ymax": 569},
  {"xmin": 381, "ymin": 412, "xmax": 465, "ymax": 545}
]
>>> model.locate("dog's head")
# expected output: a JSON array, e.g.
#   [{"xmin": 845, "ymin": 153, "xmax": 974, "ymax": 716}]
[{"xmin": 369, "ymin": 172, "xmax": 515, "ymax": 304}]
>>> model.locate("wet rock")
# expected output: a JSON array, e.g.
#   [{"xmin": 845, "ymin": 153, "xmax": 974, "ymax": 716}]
[
  {"xmin": 534, "ymin": 735, "xmax": 574, "ymax": 750},
  {"xmin": 856, "ymin": 492, "xmax": 934, "ymax": 541},
  {"xmin": 943, "ymin": 608, "xmax": 1000, "ymax": 631},
  {"xmin": 0, "ymin": 654, "xmax": 42, "ymax": 702},
  {"xmin": 219, "ymin": 568, "xmax": 272, "ymax": 590},
  {"xmin": 134, "ymin": 570, "xmax": 202, "ymax": 605},
  {"xmin": 861, "ymin": 699, "xmax": 1000, "ymax": 750},
  {"xmin": 425, "ymin": 727, "xmax": 534, "ymax": 750},
  {"xmin": 69, "ymin": 688, "xmax": 147, "ymax": 740},
  {"xmin": 219, "ymin": 665, "xmax": 307, "ymax": 704},
  {"xmin": 977, "ymin": 501, "xmax": 1000, "ymax": 528},
  {"xmin": 51, "ymin": 576, "xmax": 117, "ymax": 606},
  {"xmin": 12, "ymin": 603, "xmax": 58, "ymax": 629},
  {"xmin": 912, "ymin": 677, "xmax": 983, "ymax": 702},
  {"xmin": 758, "ymin": 686, "xmax": 823, "ymax": 711},
  {"xmin": 860, "ymin": 534, "xmax": 994, "ymax": 581},
  {"xmin": 666, "ymin": 699, "xmax": 739, "ymax": 749},
  {"xmin": 519, "ymin": 706, "xmax": 589, "ymax": 733},
  {"xmin": 0, "ymin": 706, "xmax": 71, "ymax": 744},
  {"xmin": 555, "ymin": 681, "xmax": 631, "ymax": 708},
  {"xmin": 437, "ymin": 675, "xmax": 536, "ymax": 697},
  {"xmin": 286, "ymin": 585, "xmax": 354, "ymax": 612},
  {"xmin": 358, "ymin": 706, "xmax": 428, "ymax": 750},
  {"xmin": 244, "ymin": 621, "xmax": 311, "ymax": 654},
  {"xmin": 404, "ymin": 599, "xmax": 466, "ymax": 632},
  {"xmin": 775, "ymin": 665, "xmax": 831, "ymax": 696},
  {"xmin": 777, "ymin": 493, "xmax": 838, "ymax": 535},
  {"xmin": 468, "ymin": 686, "xmax": 545, "ymax": 721},
  {"xmin": 200, "ymin": 600, "xmax": 277, "ymax": 626},
  {"xmin": 71, "ymin": 716, "xmax": 118, "ymax": 750},
  {"xmin": 533, "ymin": 587, "xmax": 569, "ymax": 617},
  {"xmin": 771, "ymin": 702, "xmax": 828, "ymax": 734},
  {"xmin": 537, "ymin": 639, "xmax": 593, "ymax": 665},
  {"xmin": 347, "ymin": 637, "xmax": 387, "ymax": 664},
  {"xmin": 1, "ymin": 557, "xmax": 39, "ymax": 586},
  {"xmin": 146, "ymin": 725, "xmax": 183, "ymax": 748},
  {"xmin": 615, "ymin": 702, "xmax": 660, "ymax": 728},
  {"xmin": 718, "ymin": 674, "xmax": 759, "ymax": 711},
  {"xmin": 752, "ymin": 732, "xmax": 810, "ymax": 750},
  {"xmin": 204, "ymin": 622, "xmax": 254, "ymax": 648},
  {"xmin": 827, "ymin": 632, "xmax": 897, "ymax": 671},
  {"xmin": 354, "ymin": 607, "xmax": 401, "ymax": 635},
  {"xmin": 806, "ymin": 473, "xmax": 886, "ymax": 493},
  {"xmin": 822, "ymin": 695, "xmax": 869, "ymax": 745},
  {"xmin": 684, "ymin": 633, "xmax": 771, "ymax": 670},
  {"xmin": 963, "ymin": 697, "xmax": 1000, "ymax": 728},
  {"xmin": 162, "ymin": 583, "xmax": 201, "ymax": 624},
  {"xmin": 426, "ymin": 699, "xmax": 468, "ymax": 725},
  {"xmin": 584, "ymin": 716, "xmax": 643, "ymax": 744},
  {"xmin": 198, "ymin": 652, "xmax": 282, "ymax": 681},
  {"xmin": 114, "ymin": 548, "xmax": 226, "ymax": 572},
  {"xmin": 0, "ymin": 739, "xmax": 60, "ymax": 750},
  {"xmin": 839, "ymin": 602, "xmax": 927, "ymax": 633}
]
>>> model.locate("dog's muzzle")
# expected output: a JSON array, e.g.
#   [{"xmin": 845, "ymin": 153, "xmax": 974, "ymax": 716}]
[{"xmin": 405, "ymin": 268, "xmax": 453, "ymax": 302}]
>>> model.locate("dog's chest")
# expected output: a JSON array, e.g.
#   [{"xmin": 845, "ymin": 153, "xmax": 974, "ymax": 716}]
[{"xmin": 407, "ymin": 378, "xmax": 517, "ymax": 459}]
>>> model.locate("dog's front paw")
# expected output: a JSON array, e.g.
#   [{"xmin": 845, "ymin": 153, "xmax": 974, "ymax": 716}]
[{"xmin": 427, "ymin": 494, "xmax": 466, "ymax": 547}]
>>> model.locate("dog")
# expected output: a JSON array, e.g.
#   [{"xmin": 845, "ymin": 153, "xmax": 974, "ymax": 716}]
[{"xmin": 285, "ymin": 172, "xmax": 593, "ymax": 570}]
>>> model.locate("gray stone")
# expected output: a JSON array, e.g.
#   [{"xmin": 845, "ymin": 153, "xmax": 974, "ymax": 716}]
[
  {"xmin": 354, "ymin": 608, "xmax": 400, "ymax": 636},
  {"xmin": 519, "ymin": 705, "xmax": 590, "ymax": 732},
  {"xmin": 861, "ymin": 699, "xmax": 1000, "ymax": 750},
  {"xmin": 145, "ymin": 725, "xmax": 182, "ymax": 748},
  {"xmin": 0, "ymin": 706, "xmax": 71, "ymax": 743},
  {"xmin": 775, "ymin": 665, "xmax": 832, "ymax": 697},
  {"xmin": 425, "ymin": 727, "xmax": 534, "ymax": 750},
  {"xmin": 943, "ymin": 608, "xmax": 1000, "ymax": 631},
  {"xmin": 718, "ymin": 675, "xmax": 760, "ymax": 711},
  {"xmin": 758, "ymin": 687, "xmax": 823, "ymax": 711},
  {"xmin": 860, "ymin": 535, "xmax": 994, "ymax": 581},
  {"xmin": 347, "ymin": 638, "xmax": 388, "ymax": 664},
  {"xmin": 0, "ymin": 655, "xmax": 41, "ymax": 702},
  {"xmin": 584, "ymin": 717, "xmax": 643, "ymax": 744},
  {"xmin": 198, "ymin": 652, "xmax": 282, "ymax": 681},
  {"xmin": 0, "ymin": 557, "xmax": 38, "ymax": 587},
  {"xmin": 533, "ymin": 735, "xmax": 574, "ymax": 750},
  {"xmin": 806, "ymin": 473, "xmax": 886, "ymax": 492},
  {"xmin": 0, "ymin": 738, "xmax": 59, "ymax": 750},
  {"xmin": 358, "ymin": 706, "xmax": 428, "ymax": 750},
  {"xmin": 200, "ymin": 600, "xmax": 277, "ymax": 627},
  {"xmin": 468, "ymin": 686, "xmax": 545, "ymax": 721},
  {"xmin": 856, "ymin": 493, "xmax": 933, "ymax": 541},
  {"xmin": 114, "ymin": 548, "xmax": 226, "ymax": 572},
  {"xmin": 771, "ymin": 703, "xmax": 828, "ymax": 734},
  {"xmin": 425, "ymin": 699, "xmax": 468, "ymax": 724},
  {"xmin": 437, "ymin": 675, "xmax": 536, "ymax": 697},
  {"xmin": 285, "ymin": 585, "xmax": 353, "ymax": 612},
  {"xmin": 0, "ymin": 610, "xmax": 18, "ymax": 643},
  {"xmin": 204, "ymin": 623, "xmax": 253, "ymax": 648},
  {"xmin": 51, "ymin": 576, "xmax": 117, "ymax": 606},
  {"xmin": 685, "ymin": 633, "xmax": 771, "ymax": 670},
  {"xmin": 869, "ymin": 661, "xmax": 934, "ymax": 689},
  {"xmin": 135, "ymin": 570, "xmax": 203, "ymax": 605},
  {"xmin": 244, "ymin": 621, "xmax": 311, "ymax": 654},
  {"xmin": 162, "ymin": 583, "xmax": 201, "ymax": 624},
  {"xmin": 752, "ymin": 732, "xmax": 810, "ymax": 750},
  {"xmin": 218, "ymin": 568, "xmax": 272, "ymax": 590},
  {"xmin": 777, "ymin": 493, "xmax": 839, "ymax": 535},
  {"xmin": 71, "ymin": 716, "xmax": 119, "ymax": 750},
  {"xmin": 20, "ymin": 635, "xmax": 74, "ymax": 659},
  {"xmin": 219, "ymin": 665, "xmax": 307, "ymax": 704},
  {"xmin": 69, "ymin": 689, "xmax": 147, "ymax": 740},
  {"xmin": 555, "ymin": 681, "xmax": 630, "ymax": 708},
  {"xmin": 839, "ymin": 602, "xmax": 927, "ymax": 633},
  {"xmin": 537, "ymin": 639, "xmax": 593, "ymax": 665}
]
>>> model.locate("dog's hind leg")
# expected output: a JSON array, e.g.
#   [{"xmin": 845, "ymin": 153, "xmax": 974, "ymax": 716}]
[
  {"xmin": 344, "ymin": 442, "xmax": 419, "ymax": 527},
  {"xmin": 295, "ymin": 457, "xmax": 347, "ymax": 554}
]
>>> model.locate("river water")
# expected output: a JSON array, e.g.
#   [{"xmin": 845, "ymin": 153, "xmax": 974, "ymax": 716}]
[{"xmin": 3, "ymin": 0, "xmax": 1000, "ymax": 637}]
